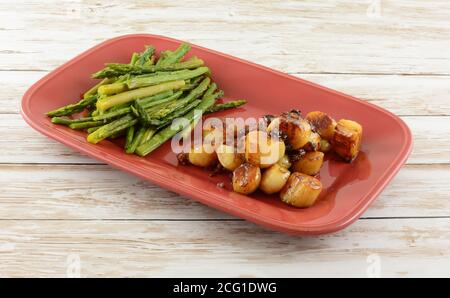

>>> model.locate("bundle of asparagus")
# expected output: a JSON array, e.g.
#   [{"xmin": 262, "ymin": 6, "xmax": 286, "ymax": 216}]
[{"xmin": 46, "ymin": 43, "xmax": 246, "ymax": 156}]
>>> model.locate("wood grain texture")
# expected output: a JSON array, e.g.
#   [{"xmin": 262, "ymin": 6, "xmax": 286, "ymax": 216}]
[
  {"xmin": 0, "ymin": 1, "xmax": 450, "ymax": 74},
  {"xmin": 0, "ymin": 164, "xmax": 449, "ymax": 220},
  {"xmin": 0, "ymin": 219, "xmax": 448, "ymax": 277},
  {"xmin": 1, "ymin": 0, "xmax": 449, "ymax": 277}
]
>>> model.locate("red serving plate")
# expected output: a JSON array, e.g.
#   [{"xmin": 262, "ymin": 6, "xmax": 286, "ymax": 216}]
[{"xmin": 21, "ymin": 34, "xmax": 412, "ymax": 236}]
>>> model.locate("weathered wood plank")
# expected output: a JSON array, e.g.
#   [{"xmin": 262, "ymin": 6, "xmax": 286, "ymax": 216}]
[
  {"xmin": 0, "ymin": 114, "xmax": 95, "ymax": 164},
  {"xmin": 0, "ymin": 219, "xmax": 448, "ymax": 277},
  {"xmin": 4, "ymin": 71, "xmax": 450, "ymax": 116},
  {"xmin": 0, "ymin": 71, "xmax": 45, "ymax": 114},
  {"xmin": 0, "ymin": 164, "xmax": 448, "ymax": 220},
  {"xmin": 1, "ymin": 1, "xmax": 450, "ymax": 74},
  {"xmin": 300, "ymin": 74, "xmax": 450, "ymax": 117},
  {"xmin": 1, "ymin": 114, "xmax": 448, "ymax": 164},
  {"xmin": 402, "ymin": 116, "xmax": 450, "ymax": 164}
]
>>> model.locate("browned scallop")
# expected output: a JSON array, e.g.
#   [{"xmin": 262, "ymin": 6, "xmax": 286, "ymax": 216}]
[
  {"xmin": 305, "ymin": 111, "xmax": 336, "ymax": 141},
  {"xmin": 188, "ymin": 144, "xmax": 218, "ymax": 168},
  {"xmin": 232, "ymin": 163, "xmax": 262, "ymax": 194},
  {"xmin": 292, "ymin": 151, "xmax": 324, "ymax": 176},
  {"xmin": 267, "ymin": 111, "xmax": 312, "ymax": 150},
  {"xmin": 332, "ymin": 119, "xmax": 363, "ymax": 162},
  {"xmin": 260, "ymin": 163, "xmax": 291, "ymax": 194},
  {"xmin": 244, "ymin": 130, "xmax": 285, "ymax": 168},
  {"xmin": 280, "ymin": 172, "xmax": 323, "ymax": 208},
  {"xmin": 216, "ymin": 144, "xmax": 245, "ymax": 171}
]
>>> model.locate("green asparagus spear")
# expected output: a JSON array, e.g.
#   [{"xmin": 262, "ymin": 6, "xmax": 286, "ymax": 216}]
[
  {"xmin": 171, "ymin": 44, "xmax": 190, "ymax": 63},
  {"xmin": 135, "ymin": 98, "xmax": 180, "ymax": 127},
  {"xmin": 135, "ymin": 85, "xmax": 217, "ymax": 157},
  {"xmin": 96, "ymin": 80, "xmax": 185, "ymax": 111},
  {"xmin": 135, "ymin": 91, "xmax": 183, "ymax": 112},
  {"xmin": 125, "ymin": 125, "xmax": 135, "ymax": 148},
  {"xmin": 151, "ymin": 99, "xmax": 201, "ymax": 127},
  {"xmin": 92, "ymin": 57, "xmax": 204, "ymax": 79},
  {"xmin": 98, "ymin": 82, "xmax": 128, "ymax": 96},
  {"xmin": 137, "ymin": 46, "xmax": 155, "ymax": 66},
  {"xmin": 109, "ymin": 127, "xmax": 128, "ymax": 139},
  {"xmin": 203, "ymin": 82, "xmax": 217, "ymax": 98},
  {"xmin": 125, "ymin": 126, "xmax": 146, "ymax": 154},
  {"xmin": 135, "ymin": 100, "xmax": 151, "ymax": 126},
  {"xmin": 93, "ymin": 106, "xmax": 131, "ymax": 121},
  {"xmin": 191, "ymin": 75, "xmax": 206, "ymax": 86},
  {"xmin": 147, "ymin": 77, "xmax": 210, "ymax": 120},
  {"xmin": 141, "ymin": 78, "xmax": 214, "ymax": 128},
  {"xmin": 156, "ymin": 43, "xmax": 190, "ymax": 67},
  {"xmin": 51, "ymin": 116, "xmax": 93, "ymax": 126},
  {"xmin": 205, "ymin": 100, "xmax": 247, "ymax": 114},
  {"xmin": 87, "ymin": 126, "xmax": 102, "ymax": 133},
  {"xmin": 127, "ymin": 67, "xmax": 209, "ymax": 89},
  {"xmin": 179, "ymin": 86, "xmax": 222, "ymax": 139},
  {"xmin": 156, "ymin": 50, "xmax": 173, "ymax": 65},
  {"xmin": 47, "ymin": 95, "xmax": 97, "ymax": 117},
  {"xmin": 180, "ymin": 75, "xmax": 204, "ymax": 91},
  {"xmin": 129, "ymin": 52, "xmax": 140, "ymax": 66},
  {"xmin": 140, "ymin": 127, "xmax": 157, "ymax": 145},
  {"xmin": 87, "ymin": 114, "xmax": 136, "ymax": 144},
  {"xmin": 83, "ymin": 78, "xmax": 114, "ymax": 99},
  {"xmin": 155, "ymin": 57, "xmax": 203, "ymax": 71},
  {"xmin": 130, "ymin": 105, "xmax": 140, "ymax": 117},
  {"xmin": 69, "ymin": 121, "xmax": 105, "ymax": 130},
  {"xmin": 135, "ymin": 89, "xmax": 174, "ymax": 108}
]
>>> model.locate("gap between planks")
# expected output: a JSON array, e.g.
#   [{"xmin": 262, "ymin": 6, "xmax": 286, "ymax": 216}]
[{"xmin": 3, "ymin": 68, "xmax": 450, "ymax": 77}]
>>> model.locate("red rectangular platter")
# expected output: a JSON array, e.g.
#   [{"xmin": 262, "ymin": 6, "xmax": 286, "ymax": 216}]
[{"xmin": 21, "ymin": 34, "xmax": 413, "ymax": 235}]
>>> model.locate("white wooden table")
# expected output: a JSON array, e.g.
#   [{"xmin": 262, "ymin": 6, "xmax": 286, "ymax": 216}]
[{"xmin": 1, "ymin": 0, "xmax": 449, "ymax": 277}]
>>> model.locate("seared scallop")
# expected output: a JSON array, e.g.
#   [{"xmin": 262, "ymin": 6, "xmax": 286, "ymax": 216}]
[
  {"xmin": 188, "ymin": 143, "xmax": 218, "ymax": 168},
  {"xmin": 268, "ymin": 111, "xmax": 312, "ymax": 150},
  {"xmin": 280, "ymin": 172, "xmax": 323, "ymax": 208},
  {"xmin": 216, "ymin": 144, "xmax": 245, "ymax": 171},
  {"xmin": 292, "ymin": 151, "xmax": 324, "ymax": 176},
  {"xmin": 332, "ymin": 119, "xmax": 363, "ymax": 162},
  {"xmin": 305, "ymin": 111, "xmax": 336, "ymax": 141},
  {"xmin": 260, "ymin": 163, "xmax": 291, "ymax": 194},
  {"xmin": 244, "ymin": 130, "xmax": 285, "ymax": 168},
  {"xmin": 232, "ymin": 163, "xmax": 262, "ymax": 194}
]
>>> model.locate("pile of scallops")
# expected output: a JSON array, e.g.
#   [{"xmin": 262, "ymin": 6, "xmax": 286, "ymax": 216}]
[{"xmin": 179, "ymin": 110, "xmax": 363, "ymax": 208}]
